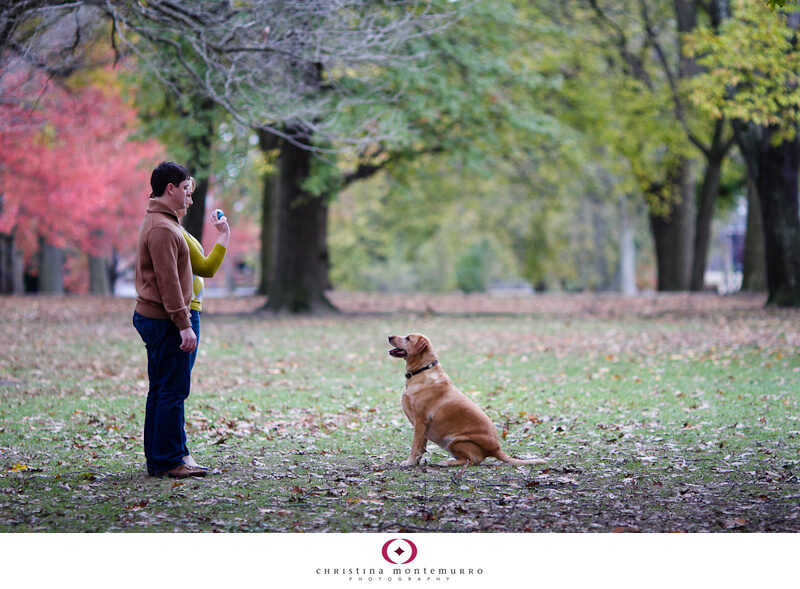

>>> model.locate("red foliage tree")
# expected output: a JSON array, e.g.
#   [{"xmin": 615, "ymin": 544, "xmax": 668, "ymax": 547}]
[{"xmin": 0, "ymin": 65, "xmax": 164, "ymax": 292}]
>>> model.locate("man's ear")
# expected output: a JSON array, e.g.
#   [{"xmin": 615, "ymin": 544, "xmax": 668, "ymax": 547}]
[{"xmin": 411, "ymin": 336, "xmax": 430, "ymax": 356}]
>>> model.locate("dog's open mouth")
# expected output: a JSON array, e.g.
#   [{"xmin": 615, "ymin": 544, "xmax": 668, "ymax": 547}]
[{"xmin": 388, "ymin": 347, "xmax": 407, "ymax": 358}]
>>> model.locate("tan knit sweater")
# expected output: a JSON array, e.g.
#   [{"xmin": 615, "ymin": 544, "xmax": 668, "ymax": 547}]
[{"xmin": 134, "ymin": 199, "xmax": 193, "ymax": 331}]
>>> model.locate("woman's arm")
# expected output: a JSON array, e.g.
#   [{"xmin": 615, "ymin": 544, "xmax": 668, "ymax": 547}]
[{"xmin": 183, "ymin": 230, "xmax": 227, "ymax": 278}]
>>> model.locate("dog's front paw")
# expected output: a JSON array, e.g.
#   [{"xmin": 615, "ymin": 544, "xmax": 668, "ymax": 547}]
[{"xmin": 399, "ymin": 459, "xmax": 418, "ymax": 468}]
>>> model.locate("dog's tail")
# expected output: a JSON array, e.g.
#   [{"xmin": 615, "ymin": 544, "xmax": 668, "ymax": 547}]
[{"xmin": 493, "ymin": 450, "xmax": 547, "ymax": 466}]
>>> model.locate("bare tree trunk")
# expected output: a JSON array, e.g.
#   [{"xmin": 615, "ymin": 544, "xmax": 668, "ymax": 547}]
[
  {"xmin": 741, "ymin": 175, "xmax": 766, "ymax": 292},
  {"xmin": 108, "ymin": 248, "xmax": 120, "ymax": 295},
  {"xmin": 39, "ymin": 240, "xmax": 64, "ymax": 294},
  {"xmin": 677, "ymin": 0, "xmax": 732, "ymax": 291},
  {"xmin": 12, "ymin": 244, "xmax": 23, "ymax": 294},
  {"xmin": 619, "ymin": 197, "xmax": 637, "ymax": 296},
  {"xmin": 689, "ymin": 158, "xmax": 723, "ymax": 291},
  {"xmin": 590, "ymin": 195, "xmax": 610, "ymax": 290},
  {"xmin": 262, "ymin": 127, "xmax": 337, "ymax": 314},
  {"xmin": 0, "ymin": 233, "xmax": 24, "ymax": 294},
  {"xmin": 649, "ymin": 159, "xmax": 695, "ymax": 291},
  {"xmin": 88, "ymin": 254, "xmax": 110, "ymax": 295},
  {"xmin": 734, "ymin": 121, "xmax": 800, "ymax": 306},
  {"xmin": 690, "ymin": 119, "xmax": 730, "ymax": 291},
  {"xmin": 0, "ymin": 234, "xmax": 9, "ymax": 294}
]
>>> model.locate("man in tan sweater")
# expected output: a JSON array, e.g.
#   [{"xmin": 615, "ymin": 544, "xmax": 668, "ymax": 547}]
[{"xmin": 132, "ymin": 161, "xmax": 206, "ymax": 479}]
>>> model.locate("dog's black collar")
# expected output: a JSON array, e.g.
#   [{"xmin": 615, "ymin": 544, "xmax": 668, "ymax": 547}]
[{"xmin": 405, "ymin": 360, "xmax": 439, "ymax": 379}]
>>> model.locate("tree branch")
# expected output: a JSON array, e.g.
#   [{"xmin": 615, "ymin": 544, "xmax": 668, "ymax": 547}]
[
  {"xmin": 3, "ymin": 0, "xmax": 463, "ymax": 152},
  {"xmin": 586, "ymin": 0, "xmax": 653, "ymax": 89},
  {"xmin": 639, "ymin": 0, "xmax": 716, "ymax": 156}
]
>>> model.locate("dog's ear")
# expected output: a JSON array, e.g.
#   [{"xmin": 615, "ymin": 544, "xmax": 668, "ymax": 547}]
[{"xmin": 411, "ymin": 335, "xmax": 430, "ymax": 357}]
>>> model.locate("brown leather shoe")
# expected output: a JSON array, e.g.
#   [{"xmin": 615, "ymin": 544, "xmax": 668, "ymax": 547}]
[{"xmin": 155, "ymin": 464, "xmax": 208, "ymax": 479}]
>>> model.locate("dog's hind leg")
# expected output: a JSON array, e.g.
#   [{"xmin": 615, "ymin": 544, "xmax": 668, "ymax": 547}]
[{"xmin": 446, "ymin": 441, "xmax": 486, "ymax": 467}]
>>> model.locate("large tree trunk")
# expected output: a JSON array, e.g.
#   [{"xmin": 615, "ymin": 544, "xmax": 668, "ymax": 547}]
[
  {"xmin": 258, "ymin": 171, "xmax": 274, "ymax": 296},
  {"xmin": 0, "ymin": 233, "xmax": 24, "ymax": 294},
  {"xmin": 39, "ymin": 240, "xmax": 64, "ymax": 294},
  {"xmin": 262, "ymin": 128, "xmax": 336, "ymax": 314},
  {"xmin": 734, "ymin": 121, "xmax": 800, "ymax": 306},
  {"xmin": 648, "ymin": 160, "xmax": 695, "ymax": 291},
  {"xmin": 741, "ymin": 175, "xmax": 766, "ymax": 292},
  {"xmin": 257, "ymin": 129, "xmax": 279, "ymax": 296}
]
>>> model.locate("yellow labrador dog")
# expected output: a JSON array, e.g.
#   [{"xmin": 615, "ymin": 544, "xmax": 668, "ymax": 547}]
[{"xmin": 388, "ymin": 333, "xmax": 547, "ymax": 471}]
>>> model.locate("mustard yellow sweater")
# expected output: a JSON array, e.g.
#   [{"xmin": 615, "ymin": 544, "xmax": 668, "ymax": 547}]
[{"xmin": 182, "ymin": 229, "xmax": 227, "ymax": 312}]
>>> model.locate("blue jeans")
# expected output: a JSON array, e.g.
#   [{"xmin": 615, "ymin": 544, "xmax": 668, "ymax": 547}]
[
  {"xmin": 132, "ymin": 312, "xmax": 192, "ymax": 475},
  {"xmin": 189, "ymin": 309, "xmax": 200, "ymax": 371}
]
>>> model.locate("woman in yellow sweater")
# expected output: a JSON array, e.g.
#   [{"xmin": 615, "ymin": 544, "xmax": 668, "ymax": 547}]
[{"xmin": 177, "ymin": 177, "xmax": 231, "ymax": 469}]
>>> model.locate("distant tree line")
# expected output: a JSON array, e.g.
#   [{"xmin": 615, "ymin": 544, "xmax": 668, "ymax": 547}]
[{"xmin": 1, "ymin": 1, "xmax": 799, "ymax": 307}]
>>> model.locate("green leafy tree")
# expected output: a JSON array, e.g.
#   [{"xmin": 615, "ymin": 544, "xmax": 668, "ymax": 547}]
[
  {"xmin": 326, "ymin": 1, "xmax": 569, "ymax": 289},
  {"xmin": 131, "ymin": 75, "xmax": 222, "ymax": 243},
  {"xmin": 686, "ymin": 0, "xmax": 800, "ymax": 305},
  {"xmin": 537, "ymin": 0, "xmax": 739, "ymax": 292},
  {"xmin": 330, "ymin": 1, "xmax": 657, "ymax": 295},
  {"xmin": 766, "ymin": 0, "xmax": 798, "ymax": 9},
  {"xmin": 455, "ymin": 238, "xmax": 504, "ymax": 293}
]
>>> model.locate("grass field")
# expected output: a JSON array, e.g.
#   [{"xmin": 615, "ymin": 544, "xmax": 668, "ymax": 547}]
[{"xmin": 1, "ymin": 292, "xmax": 799, "ymax": 532}]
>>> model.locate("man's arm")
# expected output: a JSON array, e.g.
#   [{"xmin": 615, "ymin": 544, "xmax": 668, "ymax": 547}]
[{"xmin": 148, "ymin": 227, "xmax": 193, "ymax": 332}]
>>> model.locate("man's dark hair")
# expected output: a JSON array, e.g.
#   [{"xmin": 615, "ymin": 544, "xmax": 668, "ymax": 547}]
[{"xmin": 150, "ymin": 161, "xmax": 189, "ymax": 197}]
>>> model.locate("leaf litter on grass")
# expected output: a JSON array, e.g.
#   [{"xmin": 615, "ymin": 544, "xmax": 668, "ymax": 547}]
[{"xmin": 1, "ymin": 293, "xmax": 799, "ymax": 532}]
